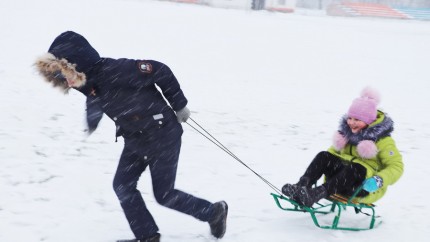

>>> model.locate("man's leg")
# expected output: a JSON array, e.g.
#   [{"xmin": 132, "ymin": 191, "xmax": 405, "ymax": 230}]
[
  {"xmin": 113, "ymin": 146, "xmax": 159, "ymax": 239},
  {"xmin": 149, "ymin": 138, "xmax": 213, "ymax": 222}
]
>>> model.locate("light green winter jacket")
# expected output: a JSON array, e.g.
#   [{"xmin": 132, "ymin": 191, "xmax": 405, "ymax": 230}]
[{"xmin": 328, "ymin": 111, "xmax": 404, "ymax": 203}]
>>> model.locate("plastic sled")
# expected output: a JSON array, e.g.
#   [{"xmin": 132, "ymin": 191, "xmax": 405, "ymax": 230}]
[{"xmin": 271, "ymin": 187, "xmax": 381, "ymax": 231}]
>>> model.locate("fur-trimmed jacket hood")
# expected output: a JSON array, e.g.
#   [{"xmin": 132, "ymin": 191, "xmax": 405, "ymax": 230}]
[
  {"xmin": 338, "ymin": 111, "xmax": 394, "ymax": 146},
  {"xmin": 332, "ymin": 110, "xmax": 394, "ymax": 159},
  {"xmin": 35, "ymin": 31, "xmax": 101, "ymax": 92}
]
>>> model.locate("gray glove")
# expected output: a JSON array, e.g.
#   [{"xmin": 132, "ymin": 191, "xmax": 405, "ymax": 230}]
[{"xmin": 176, "ymin": 106, "xmax": 190, "ymax": 123}]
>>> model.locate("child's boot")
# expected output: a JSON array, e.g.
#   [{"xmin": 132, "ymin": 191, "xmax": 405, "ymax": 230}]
[
  {"xmin": 296, "ymin": 185, "xmax": 327, "ymax": 207},
  {"xmin": 281, "ymin": 176, "xmax": 311, "ymax": 200}
]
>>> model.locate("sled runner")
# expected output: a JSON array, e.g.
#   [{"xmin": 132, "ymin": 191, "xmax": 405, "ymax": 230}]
[{"xmin": 271, "ymin": 187, "xmax": 380, "ymax": 231}]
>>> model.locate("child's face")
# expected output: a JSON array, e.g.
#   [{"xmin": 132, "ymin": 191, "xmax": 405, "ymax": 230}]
[{"xmin": 347, "ymin": 117, "xmax": 368, "ymax": 133}]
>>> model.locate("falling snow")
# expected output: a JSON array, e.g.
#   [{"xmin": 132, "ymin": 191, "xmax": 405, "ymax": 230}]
[{"xmin": 1, "ymin": 0, "xmax": 430, "ymax": 242}]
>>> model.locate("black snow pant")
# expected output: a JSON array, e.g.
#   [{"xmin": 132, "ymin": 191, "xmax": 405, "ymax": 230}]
[
  {"xmin": 113, "ymin": 128, "xmax": 213, "ymax": 239},
  {"xmin": 302, "ymin": 151, "xmax": 369, "ymax": 197}
]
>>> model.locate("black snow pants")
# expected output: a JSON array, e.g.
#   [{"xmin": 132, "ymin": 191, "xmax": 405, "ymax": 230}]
[
  {"xmin": 113, "ymin": 120, "xmax": 213, "ymax": 239},
  {"xmin": 302, "ymin": 151, "xmax": 369, "ymax": 197}
]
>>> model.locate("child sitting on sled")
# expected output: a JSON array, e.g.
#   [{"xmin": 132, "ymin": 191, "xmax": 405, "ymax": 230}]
[{"xmin": 282, "ymin": 87, "xmax": 403, "ymax": 207}]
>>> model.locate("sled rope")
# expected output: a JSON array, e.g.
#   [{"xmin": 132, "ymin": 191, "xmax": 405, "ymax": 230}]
[{"xmin": 186, "ymin": 117, "xmax": 283, "ymax": 196}]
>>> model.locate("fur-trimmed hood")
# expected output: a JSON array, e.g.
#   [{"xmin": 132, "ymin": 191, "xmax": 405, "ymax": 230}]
[
  {"xmin": 332, "ymin": 111, "xmax": 394, "ymax": 159},
  {"xmin": 35, "ymin": 31, "xmax": 101, "ymax": 92},
  {"xmin": 339, "ymin": 111, "xmax": 394, "ymax": 145}
]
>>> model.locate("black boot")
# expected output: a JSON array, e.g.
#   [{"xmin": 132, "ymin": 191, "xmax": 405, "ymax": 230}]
[
  {"xmin": 296, "ymin": 185, "xmax": 327, "ymax": 207},
  {"xmin": 117, "ymin": 233, "xmax": 160, "ymax": 242},
  {"xmin": 209, "ymin": 201, "xmax": 228, "ymax": 239},
  {"xmin": 281, "ymin": 177, "xmax": 311, "ymax": 200}
]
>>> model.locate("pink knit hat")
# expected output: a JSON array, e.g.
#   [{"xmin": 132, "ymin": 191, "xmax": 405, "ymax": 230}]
[{"xmin": 347, "ymin": 87, "xmax": 381, "ymax": 124}]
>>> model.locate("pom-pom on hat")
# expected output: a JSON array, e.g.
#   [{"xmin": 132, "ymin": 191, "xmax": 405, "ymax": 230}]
[{"xmin": 347, "ymin": 87, "xmax": 381, "ymax": 124}]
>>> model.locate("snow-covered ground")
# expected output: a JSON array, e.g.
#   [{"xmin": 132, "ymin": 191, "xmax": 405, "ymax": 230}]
[{"xmin": 1, "ymin": 0, "xmax": 430, "ymax": 241}]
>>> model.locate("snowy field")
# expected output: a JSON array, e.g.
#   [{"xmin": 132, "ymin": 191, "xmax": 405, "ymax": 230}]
[{"xmin": 1, "ymin": 0, "xmax": 430, "ymax": 241}]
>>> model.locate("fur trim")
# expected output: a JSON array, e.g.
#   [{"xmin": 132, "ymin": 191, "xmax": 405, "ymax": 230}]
[
  {"xmin": 357, "ymin": 140, "xmax": 378, "ymax": 159},
  {"xmin": 332, "ymin": 132, "xmax": 348, "ymax": 151},
  {"xmin": 34, "ymin": 53, "xmax": 86, "ymax": 92},
  {"xmin": 338, "ymin": 113, "xmax": 394, "ymax": 146}
]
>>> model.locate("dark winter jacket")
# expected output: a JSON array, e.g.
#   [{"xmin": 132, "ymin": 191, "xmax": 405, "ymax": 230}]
[{"xmin": 44, "ymin": 31, "xmax": 187, "ymax": 138}]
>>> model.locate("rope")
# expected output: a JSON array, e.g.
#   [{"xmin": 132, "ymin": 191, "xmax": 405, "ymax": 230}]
[{"xmin": 185, "ymin": 117, "xmax": 283, "ymax": 196}]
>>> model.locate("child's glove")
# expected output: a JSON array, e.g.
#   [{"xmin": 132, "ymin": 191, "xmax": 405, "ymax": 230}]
[
  {"xmin": 176, "ymin": 106, "xmax": 190, "ymax": 123},
  {"xmin": 362, "ymin": 176, "xmax": 383, "ymax": 192}
]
